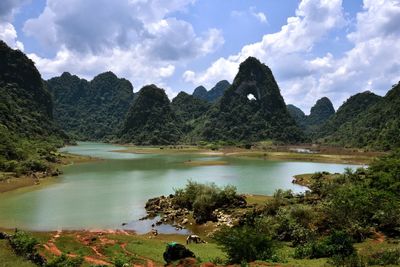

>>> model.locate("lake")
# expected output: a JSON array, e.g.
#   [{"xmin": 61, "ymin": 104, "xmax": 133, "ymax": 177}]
[{"xmin": 0, "ymin": 142, "xmax": 361, "ymax": 233}]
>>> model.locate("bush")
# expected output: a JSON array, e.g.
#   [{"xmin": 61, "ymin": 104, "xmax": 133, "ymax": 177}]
[
  {"xmin": 173, "ymin": 181, "xmax": 245, "ymax": 223},
  {"xmin": 367, "ymin": 248, "xmax": 400, "ymax": 266},
  {"xmin": 213, "ymin": 225, "xmax": 276, "ymax": 263},
  {"xmin": 9, "ymin": 230, "xmax": 38, "ymax": 256},
  {"xmin": 294, "ymin": 231, "xmax": 355, "ymax": 259}
]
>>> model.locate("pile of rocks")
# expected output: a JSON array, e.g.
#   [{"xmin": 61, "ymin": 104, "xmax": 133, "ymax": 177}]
[{"xmin": 142, "ymin": 195, "xmax": 191, "ymax": 228}]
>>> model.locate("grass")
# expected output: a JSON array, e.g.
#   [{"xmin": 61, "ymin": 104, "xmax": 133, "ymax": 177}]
[
  {"xmin": 2, "ymin": 230, "xmax": 399, "ymax": 266},
  {"xmin": 0, "ymin": 240, "xmax": 36, "ymax": 267},
  {"xmin": 245, "ymin": 194, "xmax": 272, "ymax": 206},
  {"xmin": 121, "ymin": 234, "xmax": 226, "ymax": 264},
  {"xmin": 54, "ymin": 235, "xmax": 94, "ymax": 256}
]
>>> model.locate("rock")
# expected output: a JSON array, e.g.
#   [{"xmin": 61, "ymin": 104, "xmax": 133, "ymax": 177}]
[{"xmin": 181, "ymin": 218, "xmax": 189, "ymax": 225}]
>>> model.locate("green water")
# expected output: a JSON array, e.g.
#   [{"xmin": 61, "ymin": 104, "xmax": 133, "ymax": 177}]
[{"xmin": 0, "ymin": 142, "xmax": 361, "ymax": 232}]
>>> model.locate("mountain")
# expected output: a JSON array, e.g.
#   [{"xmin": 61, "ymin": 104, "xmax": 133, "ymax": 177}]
[
  {"xmin": 0, "ymin": 41, "xmax": 66, "ymax": 173},
  {"xmin": 305, "ymin": 97, "xmax": 335, "ymax": 129},
  {"xmin": 119, "ymin": 85, "xmax": 181, "ymax": 145},
  {"xmin": 171, "ymin": 92, "xmax": 210, "ymax": 142},
  {"xmin": 287, "ymin": 104, "xmax": 306, "ymax": 127},
  {"xmin": 171, "ymin": 92, "xmax": 210, "ymax": 121},
  {"xmin": 192, "ymin": 86, "xmax": 208, "ymax": 100},
  {"xmin": 201, "ymin": 57, "xmax": 304, "ymax": 143},
  {"xmin": 47, "ymin": 71, "xmax": 134, "ymax": 140},
  {"xmin": 315, "ymin": 91, "xmax": 382, "ymax": 139},
  {"xmin": 325, "ymin": 83, "xmax": 400, "ymax": 150},
  {"xmin": 192, "ymin": 80, "xmax": 231, "ymax": 103}
]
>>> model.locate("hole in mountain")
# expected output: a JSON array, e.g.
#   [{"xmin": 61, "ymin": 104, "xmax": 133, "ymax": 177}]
[{"xmin": 247, "ymin": 93, "xmax": 256, "ymax": 101}]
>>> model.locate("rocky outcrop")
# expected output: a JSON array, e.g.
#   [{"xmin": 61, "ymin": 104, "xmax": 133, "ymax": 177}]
[{"xmin": 142, "ymin": 194, "xmax": 247, "ymax": 228}]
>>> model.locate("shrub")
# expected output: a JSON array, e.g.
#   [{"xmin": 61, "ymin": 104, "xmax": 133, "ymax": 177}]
[
  {"xmin": 367, "ymin": 248, "xmax": 400, "ymax": 266},
  {"xmin": 213, "ymin": 225, "xmax": 276, "ymax": 263},
  {"xmin": 9, "ymin": 230, "xmax": 38, "ymax": 256},
  {"xmin": 173, "ymin": 181, "xmax": 245, "ymax": 223}
]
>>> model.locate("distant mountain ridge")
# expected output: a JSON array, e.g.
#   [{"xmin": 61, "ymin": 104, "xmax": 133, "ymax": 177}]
[
  {"xmin": 47, "ymin": 71, "xmax": 135, "ymax": 140},
  {"xmin": 323, "ymin": 84, "xmax": 400, "ymax": 150},
  {"xmin": 315, "ymin": 91, "xmax": 382, "ymax": 140},
  {"xmin": 287, "ymin": 97, "xmax": 335, "ymax": 134},
  {"xmin": 4, "ymin": 40, "xmax": 398, "ymax": 150},
  {"xmin": 192, "ymin": 80, "xmax": 231, "ymax": 103}
]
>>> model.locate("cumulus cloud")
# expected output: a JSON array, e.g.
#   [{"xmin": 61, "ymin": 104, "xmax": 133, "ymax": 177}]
[
  {"xmin": 0, "ymin": 0, "xmax": 27, "ymax": 50},
  {"xmin": 0, "ymin": 22, "xmax": 24, "ymax": 50},
  {"xmin": 22, "ymin": 0, "xmax": 223, "ymax": 91},
  {"xmin": 184, "ymin": 0, "xmax": 400, "ymax": 112},
  {"xmin": 184, "ymin": 0, "xmax": 345, "ymax": 89}
]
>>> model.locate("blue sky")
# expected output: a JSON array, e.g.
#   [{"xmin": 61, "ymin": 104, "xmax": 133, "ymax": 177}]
[{"xmin": 1, "ymin": 0, "xmax": 399, "ymax": 113}]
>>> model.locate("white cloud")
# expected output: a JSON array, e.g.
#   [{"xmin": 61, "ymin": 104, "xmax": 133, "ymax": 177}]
[
  {"xmin": 159, "ymin": 65, "xmax": 175, "ymax": 78},
  {"xmin": 0, "ymin": 22, "xmax": 24, "ymax": 50},
  {"xmin": 231, "ymin": 7, "xmax": 268, "ymax": 24},
  {"xmin": 250, "ymin": 7, "xmax": 267, "ymax": 24},
  {"xmin": 184, "ymin": 0, "xmax": 345, "ymax": 90},
  {"xmin": 183, "ymin": 0, "xmax": 400, "ymax": 112},
  {"xmin": 22, "ymin": 0, "xmax": 223, "ymax": 91}
]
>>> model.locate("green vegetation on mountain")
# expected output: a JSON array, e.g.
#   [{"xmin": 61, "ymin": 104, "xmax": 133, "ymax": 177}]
[
  {"xmin": 322, "ymin": 83, "xmax": 400, "ymax": 150},
  {"xmin": 192, "ymin": 86, "xmax": 208, "ymax": 100},
  {"xmin": 315, "ymin": 91, "xmax": 382, "ymax": 139},
  {"xmin": 47, "ymin": 71, "xmax": 134, "ymax": 141},
  {"xmin": 201, "ymin": 57, "xmax": 304, "ymax": 143},
  {"xmin": 287, "ymin": 98, "xmax": 335, "ymax": 134},
  {"xmin": 192, "ymin": 80, "xmax": 231, "ymax": 103},
  {"xmin": 171, "ymin": 92, "xmax": 210, "ymax": 138},
  {"xmin": 0, "ymin": 41, "xmax": 67, "ymax": 174},
  {"xmin": 287, "ymin": 104, "xmax": 306, "ymax": 127},
  {"xmin": 119, "ymin": 85, "xmax": 181, "ymax": 145},
  {"xmin": 306, "ymin": 97, "xmax": 335, "ymax": 128}
]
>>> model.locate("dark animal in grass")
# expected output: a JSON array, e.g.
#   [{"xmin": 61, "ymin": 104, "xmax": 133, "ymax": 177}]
[
  {"xmin": 163, "ymin": 242, "xmax": 195, "ymax": 264},
  {"xmin": 186, "ymin": 234, "xmax": 206, "ymax": 244}
]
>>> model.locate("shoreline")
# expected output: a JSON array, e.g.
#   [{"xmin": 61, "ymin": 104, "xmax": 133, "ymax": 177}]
[
  {"xmin": 0, "ymin": 153, "xmax": 99, "ymax": 194},
  {"xmin": 113, "ymin": 144, "xmax": 379, "ymax": 165}
]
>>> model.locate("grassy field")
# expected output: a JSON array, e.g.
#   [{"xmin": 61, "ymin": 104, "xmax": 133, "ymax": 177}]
[
  {"xmin": 1, "ymin": 230, "xmax": 398, "ymax": 266},
  {"xmin": 0, "ymin": 240, "xmax": 36, "ymax": 267}
]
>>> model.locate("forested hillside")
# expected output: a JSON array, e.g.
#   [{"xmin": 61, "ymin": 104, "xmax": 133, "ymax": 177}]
[
  {"xmin": 315, "ymin": 91, "xmax": 382, "ymax": 140},
  {"xmin": 171, "ymin": 92, "xmax": 210, "ymax": 138},
  {"xmin": 0, "ymin": 41, "xmax": 67, "ymax": 174},
  {"xmin": 201, "ymin": 57, "xmax": 304, "ymax": 143},
  {"xmin": 323, "ymin": 83, "xmax": 400, "ymax": 150},
  {"xmin": 47, "ymin": 71, "xmax": 134, "ymax": 140},
  {"xmin": 119, "ymin": 85, "xmax": 181, "ymax": 145}
]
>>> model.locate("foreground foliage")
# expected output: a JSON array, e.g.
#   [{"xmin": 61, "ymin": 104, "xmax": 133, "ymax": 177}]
[{"xmin": 212, "ymin": 150, "xmax": 400, "ymax": 264}]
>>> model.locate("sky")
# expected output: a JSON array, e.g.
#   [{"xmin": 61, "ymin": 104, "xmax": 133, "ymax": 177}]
[{"xmin": 1, "ymin": 0, "xmax": 400, "ymax": 113}]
